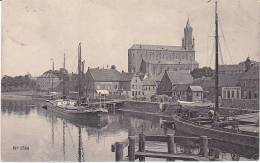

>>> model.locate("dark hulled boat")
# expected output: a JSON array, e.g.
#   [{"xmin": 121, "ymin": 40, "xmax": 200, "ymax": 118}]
[{"xmin": 172, "ymin": 115, "xmax": 259, "ymax": 149}]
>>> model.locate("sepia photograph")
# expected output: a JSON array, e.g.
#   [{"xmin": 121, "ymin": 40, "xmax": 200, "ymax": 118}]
[{"xmin": 1, "ymin": 0, "xmax": 260, "ymax": 162}]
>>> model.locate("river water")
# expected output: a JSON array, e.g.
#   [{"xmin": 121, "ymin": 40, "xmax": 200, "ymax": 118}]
[{"xmin": 1, "ymin": 98, "xmax": 258, "ymax": 161}]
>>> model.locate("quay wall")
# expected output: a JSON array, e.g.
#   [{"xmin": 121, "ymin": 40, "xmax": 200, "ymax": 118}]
[
  {"xmin": 121, "ymin": 100, "xmax": 257, "ymax": 116},
  {"xmin": 123, "ymin": 101, "xmax": 161, "ymax": 113}
]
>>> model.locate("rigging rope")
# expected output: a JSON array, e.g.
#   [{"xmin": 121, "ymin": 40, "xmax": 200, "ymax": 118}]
[{"xmin": 219, "ymin": 40, "xmax": 225, "ymax": 65}]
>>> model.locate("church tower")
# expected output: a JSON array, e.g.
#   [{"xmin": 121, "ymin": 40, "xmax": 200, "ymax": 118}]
[{"xmin": 182, "ymin": 18, "xmax": 194, "ymax": 50}]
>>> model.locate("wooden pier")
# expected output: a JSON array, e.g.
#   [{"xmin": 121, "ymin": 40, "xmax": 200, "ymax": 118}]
[
  {"xmin": 111, "ymin": 133, "xmax": 210, "ymax": 161},
  {"xmin": 87, "ymin": 100, "xmax": 125, "ymax": 112}
]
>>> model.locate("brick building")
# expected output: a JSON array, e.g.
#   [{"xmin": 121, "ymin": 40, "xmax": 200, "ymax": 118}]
[
  {"xmin": 128, "ymin": 19, "xmax": 199, "ymax": 75},
  {"xmin": 85, "ymin": 68, "xmax": 122, "ymax": 97}
]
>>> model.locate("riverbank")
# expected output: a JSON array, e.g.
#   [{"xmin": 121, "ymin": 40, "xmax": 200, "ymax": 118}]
[{"xmin": 1, "ymin": 91, "xmax": 47, "ymax": 100}]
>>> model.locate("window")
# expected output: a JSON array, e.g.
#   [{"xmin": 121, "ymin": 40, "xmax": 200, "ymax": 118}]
[
  {"xmin": 254, "ymin": 92, "xmax": 258, "ymax": 99},
  {"xmin": 249, "ymin": 91, "xmax": 252, "ymax": 99},
  {"xmin": 237, "ymin": 90, "xmax": 240, "ymax": 99},
  {"xmin": 138, "ymin": 91, "xmax": 141, "ymax": 95},
  {"xmin": 243, "ymin": 91, "xmax": 247, "ymax": 99},
  {"xmin": 196, "ymin": 92, "xmax": 199, "ymax": 96},
  {"xmin": 231, "ymin": 91, "xmax": 234, "ymax": 98},
  {"xmin": 227, "ymin": 90, "xmax": 230, "ymax": 99},
  {"xmin": 223, "ymin": 90, "xmax": 226, "ymax": 99},
  {"xmin": 132, "ymin": 91, "xmax": 134, "ymax": 97}
]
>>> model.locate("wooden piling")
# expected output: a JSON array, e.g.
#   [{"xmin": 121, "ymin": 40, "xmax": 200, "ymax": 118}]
[
  {"xmin": 113, "ymin": 103, "xmax": 116, "ymax": 114},
  {"xmin": 199, "ymin": 136, "xmax": 209, "ymax": 157},
  {"xmin": 139, "ymin": 133, "xmax": 145, "ymax": 161},
  {"xmin": 128, "ymin": 136, "xmax": 136, "ymax": 161},
  {"xmin": 115, "ymin": 142, "xmax": 124, "ymax": 161},
  {"xmin": 167, "ymin": 134, "xmax": 175, "ymax": 161}
]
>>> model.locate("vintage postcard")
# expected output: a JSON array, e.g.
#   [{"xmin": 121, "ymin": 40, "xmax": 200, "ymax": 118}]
[{"xmin": 1, "ymin": 0, "xmax": 260, "ymax": 162}]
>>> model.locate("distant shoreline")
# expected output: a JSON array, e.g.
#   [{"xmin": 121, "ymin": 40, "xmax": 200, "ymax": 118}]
[{"xmin": 1, "ymin": 91, "xmax": 47, "ymax": 100}]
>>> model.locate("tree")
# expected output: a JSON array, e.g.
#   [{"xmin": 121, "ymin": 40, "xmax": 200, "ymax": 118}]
[
  {"xmin": 190, "ymin": 67, "xmax": 214, "ymax": 79},
  {"xmin": 110, "ymin": 65, "xmax": 116, "ymax": 70}
]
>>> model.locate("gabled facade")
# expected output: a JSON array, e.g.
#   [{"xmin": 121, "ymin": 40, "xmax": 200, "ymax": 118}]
[
  {"xmin": 85, "ymin": 68, "xmax": 121, "ymax": 97},
  {"xmin": 157, "ymin": 70, "xmax": 193, "ymax": 96},
  {"xmin": 186, "ymin": 86, "xmax": 203, "ymax": 102},
  {"xmin": 142, "ymin": 76, "xmax": 157, "ymax": 99}
]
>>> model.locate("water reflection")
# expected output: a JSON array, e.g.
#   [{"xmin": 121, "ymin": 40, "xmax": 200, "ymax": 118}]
[{"xmin": 1, "ymin": 99, "xmax": 258, "ymax": 161}]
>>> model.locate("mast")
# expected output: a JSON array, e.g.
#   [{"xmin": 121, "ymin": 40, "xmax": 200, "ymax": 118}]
[
  {"xmin": 214, "ymin": 0, "xmax": 219, "ymax": 116},
  {"xmin": 78, "ymin": 42, "xmax": 82, "ymax": 99},
  {"xmin": 51, "ymin": 59, "xmax": 54, "ymax": 92},
  {"xmin": 78, "ymin": 126, "xmax": 82, "ymax": 162},
  {"xmin": 63, "ymin": 53, "xmax": 66, "ymax": 97},
  {"xmin": 62, "ymin": 120, "xmax": 66, "ymax": 161}
]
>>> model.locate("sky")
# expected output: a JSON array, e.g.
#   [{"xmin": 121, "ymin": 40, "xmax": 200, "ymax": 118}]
[{"xmin": 2, "ymin": 0, "xmax": 260, "ymax": 77}]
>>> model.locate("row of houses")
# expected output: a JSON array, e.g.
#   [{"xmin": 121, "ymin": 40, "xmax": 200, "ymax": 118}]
[
  {"xmin": 35, "ymin": 58, "xmax": 259, "ymax": 109},
  {"xmin": 84, "ymin": 68, "xmax": 204, "ymax": 102}
]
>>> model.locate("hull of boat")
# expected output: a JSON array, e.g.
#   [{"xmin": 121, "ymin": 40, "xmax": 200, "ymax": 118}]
[
  {"xmin": 172, "ymin": 115, "xmax": 259, "ymax": 150},
  {"xmin": 45, "ymin": 103, "xmax": 108, "ymax": 128}
]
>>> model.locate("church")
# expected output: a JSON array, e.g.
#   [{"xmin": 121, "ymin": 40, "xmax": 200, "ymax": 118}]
[{"xmin": 128, "ymin": 19, "xmax": 199, "ymax": 76}]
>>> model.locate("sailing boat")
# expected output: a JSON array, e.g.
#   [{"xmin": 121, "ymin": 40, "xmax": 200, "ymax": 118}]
[
  {"xmin": 44, "ymin": 43, "xmax": 108, "ymax": 126},
  {"xmin": 168, "ymin": 1, "xmax": 259, "ymax": 150}
]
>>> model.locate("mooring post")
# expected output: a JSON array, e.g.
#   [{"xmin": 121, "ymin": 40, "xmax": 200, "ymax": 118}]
[
  {"xmin": 167, "ymin": 134, "xmax": 175, "ymax": 161},
  {"xmin": 139, "ymin": 133, "xmax": 145, "ymax": 161},
  {"xmin": 199, "ymin": 136, "xmax": 209, "ymax": 157},
  {"xmin": 115, "ymin": 142, "xmax": 124, "ymax": 161},
  {"xmin": 128, "ymin": 136, "xmax": 136, "ymax": 161},
  {"xmin": 113, "ymin": 103, "xmax": 116, "ymax": 114}
]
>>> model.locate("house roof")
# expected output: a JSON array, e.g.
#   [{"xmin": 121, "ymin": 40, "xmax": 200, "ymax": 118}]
[
  {"xmin": 143, "ymin": 76, "xmax": 157, "ymax": 86},
  {"xmin": 149, "ymin": 73, "xmax": 164, "ymax": 83},
  {"xmin": 120, "ymin": 72, "xmax": 135, "ymax": 81},
  {"xmin": 129, "ymin": 44, "xmax": 186, "ymax": 51},
  {"xmin": 219, "ymin": 64, "xmax": 245, "ymax": 73},
  {"xmin": 192, "ymin": 73, "xmax": 242, "ymax": 88},
  {"xmin": 219, "ymin": 73, "xmax": 241, "ymax": 87},
  {"xmin": 38, "ymin": 71, "xmax": 59, "ymax": 79},
  {"xmin": 239, "ymin": 65, "xmax": 260, "ymax": 80},
  {"xmin": 166, "ymin": 70, "xmax": 193, "ymax": 85},
  {"xmin": 88, "ymin": 68, "xmax": 122, "ymax": 82},
  {"xmin": 172, "ymin": 84, "xmax": 189, "ymax": 91},
  {"xmin": 188, "ymin": 86, "xmax": 203, "ymax": 92}
]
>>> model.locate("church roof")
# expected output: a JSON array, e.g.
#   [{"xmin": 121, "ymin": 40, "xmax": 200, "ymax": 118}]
[{"xmin": 129, "ymin": 44, "xmax": 185, "ymax": 51}]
